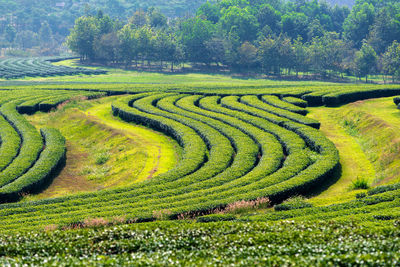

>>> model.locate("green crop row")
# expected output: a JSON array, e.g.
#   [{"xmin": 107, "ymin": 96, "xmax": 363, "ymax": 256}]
[
  {"xmin": 0, "ymin": 58, "xmax": 106, "ymax": 79},
  {"xmin": 0, "ymin": 101, "xmax": 44, "ymax": 188},
  {"xmin": 301, "ymin": 85, "xmax": 400, "ymax": 107},
  {"xmin": 216, "ymin": 96, "xmax": 339, "ymax": 202},
  {"xmin": 0, "ymin": 114, "xmax": 20, "ymax": 172},
  {"xmin": 0, "ymin": 220, "xmax": 399, "ymax": 266},
  {"xmin": 261, "ymin": 95, "xmax": 308, "ymax": 115},
  {"xmin": 250, "ymin": 185, "xmax": 400, "ymax": 223},
  {"xmin": 0, "ymin": 91, "xmax": 339, "ymax": 231},
  {"xmin": 0, "ymin": 128, "xmax": 66, "ymax": 202},
  {"xmin": 282, "ymin": 96, "xmax": 308, "ymax": 108},
  {"xmin": 241, "ymin": 95, "xmax": 320, "ymax": 128},
  {"xmin": 0, "ymin": 89, "xmax": 108, "ymax": 203}
]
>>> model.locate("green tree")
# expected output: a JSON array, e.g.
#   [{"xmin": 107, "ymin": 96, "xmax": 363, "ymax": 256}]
[
  {"xmin": 135, "ymin": 26, "xmax": 153, "ymax": 65},
  {"xmin": 130, "ymin": 10, "xmax": 148, "ymax": 28},
  {"xmin": 66, "ymin": 16, "xmax": 100, "ymax": 61},
  {"xmin": 282, "ymin": 12, "xmax": 308, "ymax": 40},
  {"xmin": 94, "ymin": 32, "xmax": 120, "ymax": 63},
  {"xmin": 354, "ymin": 41, "xmax": 377, "ymax": 82},
  {"xmin": 197, "ymin": 2, "xmax": 220, "ymax": 23},
  {"xmin": 205, "ymin": 37, "xmax": 226, "ymax": 66},
  {"xmin": 381, "ymin": 41, "xmax": 400, "ymax": 82},
  {"xmin": 258, "ymin": 36, "xmax": 280, "ymax": 74},
  {"xmin": 15, "ymin": 30, "xmax": 39, "ymax": 49},
  {"xmin": 179, "ymin": 17, "xmax": 215, "ymax": 64},
  {"xmin": 148, "ymin": 8, "xmax": 167, "ymax": 28},
  {"xmin": 309, "ymin": 32, "xmax": 347, "ymax": 77},
  {"xmin": 257, "ymin": 4, "xmax": 281, "ymax": 34},
  {"xmin": 154, "ymin": 31, "xmax": 176, "ymax": 67},
  {"xmin": 293, "ymin": 37, "xmax": 310, "ymax": 76},
  {"xmin": 39, "ymin": 21, "xmax": 53, "ymax": 47},
  {"xmin": 343, "ymin": 2, "xmax": 375, "ymax": 48},
  {"xmin": 220, "ymin": 6, "xmax": 259, "ymax": 42},
  {"xmin": 367, "ymin": 7, "xmax": 400, "ymax": 55},
  {"xmin": 238, "ymin": 41, "xmax": 258, "ymax": 70},
  {"xmin": 118, "ymin": 25, "xmax": 138, "ymax": 67},
  {"xmin": 5, "ymin": 24, "xmax": 16, "ymax": 45}
]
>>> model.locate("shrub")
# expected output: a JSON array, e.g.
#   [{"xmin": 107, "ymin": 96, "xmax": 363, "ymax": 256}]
[
  {"xmin": 351, "ymin": 177, "xmax": 370, "ymax": 190},
  {"xmin": 95, "ymin": 152, "xmax": 110, "ymax": 165},
  {"xmin": 356, "ymin": 193, "xmax": 366, "ymax": 199},
  {"xmin": 221, "ymin": 198, "xmax": 270, "ymax": 214},
  {"xmin": 196, "ymin": 214, "xmax": 236, "ymax": 223},
  {"xmin": 274, "ymin": 196, "xmax": 312, "ymax": 211}
]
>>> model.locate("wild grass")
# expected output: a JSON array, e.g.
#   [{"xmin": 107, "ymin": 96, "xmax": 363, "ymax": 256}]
[
  {"xmin": 309, "ymin": 97, "xmax": 400, "ymax": 206},
  {"xmin": 351, "ymin": 177, "xmax": 370, "ymax": 190}
]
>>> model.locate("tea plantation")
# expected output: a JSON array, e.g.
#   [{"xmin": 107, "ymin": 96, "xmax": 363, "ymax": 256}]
[{"xmin": 0, "ymin": 68, "xmax": 400, "ymax": 265}]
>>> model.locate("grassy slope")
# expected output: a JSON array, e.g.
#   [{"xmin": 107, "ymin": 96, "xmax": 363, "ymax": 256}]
[
  {"xmin": 24, "ymin": 96, "xmax": 179, "ymax": 200},
  {"xmin": 309, "ymin": 97, "xmax": 400, "ymax": 206}
]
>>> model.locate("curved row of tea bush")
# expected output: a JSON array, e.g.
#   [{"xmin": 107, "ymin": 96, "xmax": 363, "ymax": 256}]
[
  {"xmin": 261, "ymin": 95, "xmax": 308, "ymax": 115},
  {"xmin": 251, "ymin": 183, "xmax": 400, "ymax": 223},
  {"xmin": 282, "ymin": 96, "xmax": 308, "ymax": 108},
  {"xmin": 0, "ymin": 128, "xmax": 66, "ymax": 202},
  {"xmin": 0, "ymin": 92, "xmax": 339, "ymax": 231},
  {"xmin": 0, "ymin": 58, "xmax": 106, "ymax": 79},
  {"xmin": 211, "ymin": 96, "xmax": 339, "ymax": 201},
  {"xmin": 0, "ymin": 89, "xmax": 106, "ymax": 202},
  {"xmin": 243, "ymin": 95, "xmax": 320, "ymax": 128}
]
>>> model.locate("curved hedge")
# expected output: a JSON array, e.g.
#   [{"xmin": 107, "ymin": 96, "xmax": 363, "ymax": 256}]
[
  {"xmin": 0, "ymin": 128, "xmax": 66, "ymax": 202},
  {"xmin": 0, "ymin": 58, "xmax": 106, "ymax": 79},
  {"xmin": 261, "ymin": 95, "xmax": 308, "ymax": 115},
  {"xmin": 0, "ymin": 90, "xmax": 341, "ymax": 231},
  {"xmin": 0, "ymin": 89, "xmax": 106, "ymax": 203}
]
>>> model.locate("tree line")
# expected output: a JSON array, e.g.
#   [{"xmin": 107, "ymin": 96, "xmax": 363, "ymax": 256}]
[
  {"xmin": 66, "ymin": 0, "xmax": 400, "ymax": 82},
  {"xmin": 0, "ymin": 0, "xmax": 205, "ymax": 54}
]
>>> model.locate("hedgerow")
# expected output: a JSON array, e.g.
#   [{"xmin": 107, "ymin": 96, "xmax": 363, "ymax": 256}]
[
  {"xmin": 0, "ymin": 58, "xmax": 106, "ymax": 79},
  {"xmin": 0, "ymin": 128, "xmax": 66, "ymax": 202},
  {"xmin": 0, "ymin": 85, "xmax": 397, "ymax": 233},
  {"xmin": 261, "ymin": 95, "xmax": 308, "ymax": 115},
  {"xmin": 282, "ymin": 96, "xmax": 308, "ymax": 108}
]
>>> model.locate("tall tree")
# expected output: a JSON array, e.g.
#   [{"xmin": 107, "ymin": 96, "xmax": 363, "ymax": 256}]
[
  {"xmin": 282, "ymin": 12, "xmax": 308, "ymax": 40},
  {"xmin": 179, "ymin": 17, "xmax": 215, "ymax": 64},
  {"xmin": 238, "ymin": 41, "xmax": 258, "ymax": 70},
  {"xmin": 354, "ymin": 41, "xmax": 377, "ymax": 82},
  {"xmin": 5, "ymin": 24, "xmax": 16, "ymax": 45},
  {"xmin": 197, "ymin": 2, "xmax": 220, "ymax": 23},
  {"xmin": 66, "ymin": 16, "xmax": 100, "ymax": 61},
  {"xmin": 39, "ymin": 21, "xmax": 53, "ymax": 47},
  {"xmin": 367, "ymin": 7, "xmax": 400, "ymax": 55},
  {"xmin": 343, "ymin": 2, "xmax": 375, "ymax": 48},
  {"xmin": 381, "ymin": 41, "xmax": 400, "ymax": 82},
  {"xmin": 148, "ymin": 8, "xmax": 167, "ymax": 28},
  {"xmin": 118, "ymin": 25, "xmax": 138, "ymax": 67},
  {"xmin": 220, "ymin": 6, "xmax": 259, "ymax": 42},
  {"xmin": 257, "ymin": 4, "xmax": 281, "ymax": 35}
]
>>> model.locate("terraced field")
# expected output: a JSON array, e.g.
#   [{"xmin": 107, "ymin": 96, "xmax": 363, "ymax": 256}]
[
  {"xmin": 0, "ymin": 58, "xmax": 106, "ymax": 79},
  {"xmin": 1, "ymin": 75, "xmax": 400, "ymax": 264}
]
